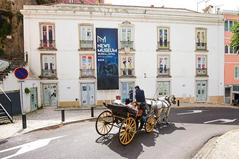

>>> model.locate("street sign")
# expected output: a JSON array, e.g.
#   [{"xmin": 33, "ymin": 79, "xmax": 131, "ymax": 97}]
[{"xmin": 14, "ymin": 67, "xmax": 28, "ymax": 80}]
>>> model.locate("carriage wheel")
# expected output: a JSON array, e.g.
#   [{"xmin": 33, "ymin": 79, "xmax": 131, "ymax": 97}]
[
  {"xmin": 145, "ymin": 116, "xmax": 156, "ymax": 133},
  {"xmin": 95, "ymin": 110, "xmax": 114, "ymax": 136},
  {"xmin": 118, "ymin": 117, "xmax": 137, "ymax": 145}
]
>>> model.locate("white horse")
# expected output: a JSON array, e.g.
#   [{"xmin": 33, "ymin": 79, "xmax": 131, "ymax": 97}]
[{"xmin": 146, "ymin": 95, "xmax": 176, "ymax": 124}]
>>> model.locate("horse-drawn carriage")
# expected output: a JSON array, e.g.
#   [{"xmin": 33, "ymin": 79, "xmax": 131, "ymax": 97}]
[{"xmin": 95, "ymin": 95, "xmax": 176, "ymax": 145}]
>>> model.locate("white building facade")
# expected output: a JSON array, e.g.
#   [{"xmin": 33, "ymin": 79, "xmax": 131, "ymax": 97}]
[{"xmin": 20, "ymin": 4, "xmax": 224, "ymax": 108}]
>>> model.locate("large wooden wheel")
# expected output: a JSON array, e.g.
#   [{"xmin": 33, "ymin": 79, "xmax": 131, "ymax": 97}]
[
  {"xmin": 118, "ymin": 117, "xmax": 137, "ymax": 145},
  {"xmin": 145, "ymin": 116, "xmax": 156, "ymax": 133},
  {"xmin": 95, "ymin": 110, "xmax": 114, "ymax": 136}
]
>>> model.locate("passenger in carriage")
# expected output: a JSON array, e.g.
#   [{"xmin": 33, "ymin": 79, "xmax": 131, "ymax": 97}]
[{"xmin": 135, "ymin": 86, "xmax": 146, "ymax": 130}]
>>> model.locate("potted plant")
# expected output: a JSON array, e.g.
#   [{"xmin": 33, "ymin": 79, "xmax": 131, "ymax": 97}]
[{"xmin": 24, "ymin": 87, "xmax": 30, "ymax": 94}]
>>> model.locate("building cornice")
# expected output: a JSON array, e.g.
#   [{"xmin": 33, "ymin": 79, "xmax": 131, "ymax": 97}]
[{"xmin": 20, "ymin": 4, "xmax": 224, "ymax": 25}]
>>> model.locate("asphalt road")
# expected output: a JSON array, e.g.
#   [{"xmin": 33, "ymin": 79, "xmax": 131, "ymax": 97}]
[{"xmin": 0, "ymin": 107, "xmax": 239, "ymax": 159}]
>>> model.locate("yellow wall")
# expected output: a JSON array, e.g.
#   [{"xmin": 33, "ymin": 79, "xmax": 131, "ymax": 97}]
[{"xmin": 59, "ymin": 101, "xmax": 80, "ymax": 108}]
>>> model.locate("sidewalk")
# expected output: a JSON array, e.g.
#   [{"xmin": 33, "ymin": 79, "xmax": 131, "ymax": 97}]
[
  {"xmin": 193, "ymin": 129, "xmax": 239, "ymax": 159},
  {"xmin": 0, "ymin": 106, "xmax": 105, "ymax": 141}
]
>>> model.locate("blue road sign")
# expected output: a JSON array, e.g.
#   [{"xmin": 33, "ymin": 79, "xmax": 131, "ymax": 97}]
[{"xmin": 14, "ymin": 67, "xmax": 28, "ymax": 80}]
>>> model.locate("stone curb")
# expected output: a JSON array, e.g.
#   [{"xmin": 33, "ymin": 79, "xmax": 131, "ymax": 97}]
[
  {"xmin": 172, "ymin": 105, "xmax": 239, "ymax": 109},
  {"xmin": 27, "ymin": 117, "xmax": 98, "ymax": 133},
  {"xmin": 0, "ymin": 117, "xmax": 98, "ymax": 144},
  {"xmin": 192, "ymin": 136, "xmax": 219, "ymax": 159}
]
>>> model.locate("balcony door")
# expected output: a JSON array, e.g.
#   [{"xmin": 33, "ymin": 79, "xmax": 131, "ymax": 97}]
[
  {"xmin": 42, "ymin": 83, "xmax": 58, "ymax": 107},
  {"xmin": 30, "ymin": 87, "xmax": 38, "ymax": 111},
  {"xmin": 80, "ymin": 83, "xmax": 95, "ymax": 106},
  {"xmin": 196, "ymin": 80, "xmax": 207, "ymax": 102}
]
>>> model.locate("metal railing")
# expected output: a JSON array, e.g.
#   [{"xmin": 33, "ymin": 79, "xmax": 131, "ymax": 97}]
[
  {"xmin": 0, "ymin": 103, "xmax": 13, "ymax": 123},
  {"xmin": 0, "ymin": 87, "xmax": 13, "ymax": 119},
  {"xmin": 41, "ymin": 69, "xmax": 57, "ymax": 78},
  {"xmin": 39, "ymin": 40, "xmax": 56, "ymax": 49},
  {"xmin": 80, "ymin": 40, "xmax": 94, "ymax": 49},
  {"xmin": 157, "ymin": 68, "xmax": 170, "ymax": 76},
  {"xmin": 157, "ymin": 41, "xmax": 170, "ymax": 50},
  {"xmin": 121, "ymin": 68, "xmax": 135, "ymax": 76},
  {"xmin": 196, "ymin": 42, "xmax": 207, "ymax": 50},
  {"xmin": 196, "ymin": 68, "xmax": 207, "ymax": 76},
  {"xmin": 80, "ymin": 69, "xmax": 95, "ymax": 78},
  {"xmin": 120, "ymin": 41, "xmax": 134, "ymax": 49}
]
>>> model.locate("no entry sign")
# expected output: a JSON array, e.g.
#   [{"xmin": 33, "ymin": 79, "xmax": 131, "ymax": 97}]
[{"xmin": 14, "ymin": 67, "xmax": 28, "ymax": 80}]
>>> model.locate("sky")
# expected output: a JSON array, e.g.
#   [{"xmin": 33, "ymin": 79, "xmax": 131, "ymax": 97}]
[{"xmin": 104, "ymin": 0, "xmax": 239, "ymax": 12}]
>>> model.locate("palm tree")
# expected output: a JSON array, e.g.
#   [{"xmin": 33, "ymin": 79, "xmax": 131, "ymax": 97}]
[{"xmin": 231, "ymin": 22, "xmax": 239, "ymax": 54}]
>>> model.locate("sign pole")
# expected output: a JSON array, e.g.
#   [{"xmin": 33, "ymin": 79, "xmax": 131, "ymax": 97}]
[
  {"xmin": 14, "ymin": 67, "xmax": 29, "ymax": 129},
  {"xmin": 19, "ymin": 80, "xmax": 27, "ymax": 129}
]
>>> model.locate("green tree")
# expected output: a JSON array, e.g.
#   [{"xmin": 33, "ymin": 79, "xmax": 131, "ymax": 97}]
[{"xmin": 231, "ymin": 22, "xmax": 239, "ymax": 54}]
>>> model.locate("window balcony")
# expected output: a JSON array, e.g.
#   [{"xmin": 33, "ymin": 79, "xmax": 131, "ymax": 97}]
[
  {"xmin": 157, "ymin": 68, "xmax": 170, "ymax": 77},
  {"xmin": 80, "ymin": 69, "xmax": 95, "ymax": 78},
  {"xmin": 40, "ymin": 69, "xmax": 57, "ymax": 78},
  {"xmin": 196, "ymin": 42, "xmax": 207, "ymax": 51},
  {"xmin": 120, "ymin": 41, "xmax": 134, "ymax": 50},
  {"xmin": 79, "ymin": 40, "xmax": 94, "ymax": 50},
  {"xmin": 39, "ymin": 40, "xmax": 56, "ymax": 50},
  {"xmin": 120, "ymin": 68, "xmax": 135, "ymax": 77},
  {"xmin": 196, "ymin": 68, "xmax": 208, "ymax": 76},
  {"xmin": 157, "ymin": 41, "xmax": 170, "ymax": 51}
]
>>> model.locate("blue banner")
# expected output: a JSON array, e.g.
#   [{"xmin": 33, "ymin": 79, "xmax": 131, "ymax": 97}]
[{"xmin": 96, "ymin": 28, "xmax": 119, "ymax": 90}]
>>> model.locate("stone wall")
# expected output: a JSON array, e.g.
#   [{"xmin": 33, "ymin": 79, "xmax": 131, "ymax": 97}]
[{"xmin": 0, "ymin": 0, "xmax": 36, "ymax": 59}]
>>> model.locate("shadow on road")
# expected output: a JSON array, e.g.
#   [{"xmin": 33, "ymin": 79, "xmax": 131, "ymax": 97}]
[
  {"xmin": 96, "ymin": 131, "xmax": 157, "ymax": 159},
  {"xmin": 155, "ymin": 123, "xmax": 186, "ymax": 135},
  {"xmin": 95, "ymin": 123, "xmax": 186, "ymax": 159}
]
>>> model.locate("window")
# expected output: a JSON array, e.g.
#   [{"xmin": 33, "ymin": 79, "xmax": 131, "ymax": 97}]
[
  {"xmin": 224, "ymin": 20, "xmax": 235, "ymax": 32},
  {"xmin": 79, "ymin": 24, "xmax": 93, "ymax": 50},
  {"xmin": 224, "ymin": 20, "xmax": 228, "ymax": 31},
  {"xmin": 235, "ymin": 66, "xmax": 239, "ymax": 80},
  {"xmin": 157, "ymin": 27, "xmax": 170, "ymax": 50},
  {"xmin": 225, "ymin": 45, "xmax": 228, "ymax": 54},
  {"xmin": 41, "ymin": 54, "xmax": 56, "ymax": 78},
  {"xmin": 39, "ymin": 23, "xmax": 56, "ymax": 49},
  {"xmin": 196, "ymin": 55, "xmax": 207, "ymax": 76},
  {"xmin": 80, "ymin": 55, "xmax": 95, "ymax": 77},
  {"xmin": 120, "ymin": 55, "xmax": 134, "ymax": 77},
  {"xmin": 225, "ymin": 45, "xmax": 238, "ymax": 54},
  {"xmin": 157, "ymin": 55, "xmax": 170, "ymax": 77},
  {"xmin": 196, "ymin": 28, "xmax": 207, "ymax": 50},
  {"xmin": 119, "ymin": 21, "xmax": 134, "ymax": 50},
  {"xmin": 157, "ymin": 81, "xmax": 170, "ymax": 96}
]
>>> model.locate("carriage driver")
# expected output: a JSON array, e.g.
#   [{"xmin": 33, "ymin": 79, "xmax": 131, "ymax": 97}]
[{"xmin": 135, "ymin": 86, "xmax": 146, "ymax": 130}]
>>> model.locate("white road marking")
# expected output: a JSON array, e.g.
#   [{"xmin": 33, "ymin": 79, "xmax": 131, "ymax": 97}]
[
  {"xmin": 204, "ymin": 119, "xmax": 237, "ymax": 124},
  {"xmin": 0, "ymin": 136, "xmax": 65, "ymax": 159},
  {"xmin": 177, "ymin": 110, "xmax": 203, "ymax": 115}
]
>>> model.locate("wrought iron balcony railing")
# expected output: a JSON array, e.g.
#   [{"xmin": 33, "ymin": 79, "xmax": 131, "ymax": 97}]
[
  {"xmin": 80, "ymin": 69, "xmax": 95, "ymax": 78},
  {"xmin": 121, "ymin": 68, "xmax": 135, "ymax": 77},
  {"xmin": 196, "ymin": 68, "xmax": 207, "ymax": 76},
  {"xmin": 41, "ymin": 69, "xmax": 57, "ymax": 78},
  {"xmin": 120, "ymin": 41, "xmax": 134, "ymax": 49},
  {"xmin": 80, "ymin": 40, "xmax": 94, "ymax": 49},
  {"xmin": 157, "ymin": 41, "xmax": 170, "ymax": 50},
  {"xmin": 157, "ymin": 68, "xmax": 170, "ymax": 77},
  {"xmin": 196, "ymin": 42, "xmax": 207, "ymax": 50},
  {"xmin": 39, "ymin": 40, "xmax": 56, "ymax": 50}
]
